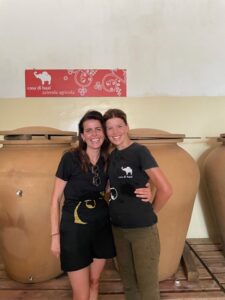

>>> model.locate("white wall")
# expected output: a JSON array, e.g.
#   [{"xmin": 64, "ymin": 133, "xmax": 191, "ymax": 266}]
[
  {"xmin": 1, "ymin": 0, "xmax": 225, "ymax": 239},
  {"xmin": 1, "ymin": 0, "xmax": 225, "ymax": 96}
]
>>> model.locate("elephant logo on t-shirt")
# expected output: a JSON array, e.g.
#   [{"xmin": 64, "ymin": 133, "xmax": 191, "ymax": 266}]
[{"xmin": 121, "ymin": 166, "xmax": 133, "ymax": 176}]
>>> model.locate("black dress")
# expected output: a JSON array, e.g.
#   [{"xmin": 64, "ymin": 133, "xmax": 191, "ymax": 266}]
[{"xmin": 56, "ymin": 151, "xmax": 116, "ymax": 272}]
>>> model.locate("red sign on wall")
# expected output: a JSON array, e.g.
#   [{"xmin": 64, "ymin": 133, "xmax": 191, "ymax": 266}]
[{"xmin": 25, "ymin": 69, "xmax": 126, "ymax": 97}]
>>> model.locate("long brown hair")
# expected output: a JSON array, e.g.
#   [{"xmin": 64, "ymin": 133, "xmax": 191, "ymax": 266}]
[{"xmin": 72, "ymin": 110, "xmax": 109, "ymax": 172}]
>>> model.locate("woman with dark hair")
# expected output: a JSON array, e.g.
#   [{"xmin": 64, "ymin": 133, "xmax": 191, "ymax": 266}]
[
  {"xmin": 50, "ymin": 110, "xmax": 115, "ymax": 300},
  {"xmin": 103, "ymin": 108, "xmax": 173, "ymax": 300},
  {"xmin": 50, "ymin": 110, "xmax": 151, "ymax": 300}
]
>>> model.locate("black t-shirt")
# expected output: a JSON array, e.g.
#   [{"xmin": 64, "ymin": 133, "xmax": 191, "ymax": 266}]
[
  {"xmin": 56, "ymin": 151, "xmax": 109, "ymax": 223},
  {"xmin": 108, "ymin": 142, "xmax": 158, "ymax": 228}
]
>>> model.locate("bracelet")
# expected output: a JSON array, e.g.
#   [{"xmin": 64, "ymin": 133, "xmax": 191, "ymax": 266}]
[{"xmin": 51, "ymin": 232, "xmax": 59, "ymax": 236}]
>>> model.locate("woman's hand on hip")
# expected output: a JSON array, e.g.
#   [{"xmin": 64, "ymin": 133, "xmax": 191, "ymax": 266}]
[{"xmin": 134, "ymin": 182, "xmax": 152, "ymax": 202}]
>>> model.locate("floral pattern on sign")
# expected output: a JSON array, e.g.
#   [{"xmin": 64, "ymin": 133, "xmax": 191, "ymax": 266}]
[{"xmin": 25, "ymin": 69, "xmax": 126, "ymax": 97}]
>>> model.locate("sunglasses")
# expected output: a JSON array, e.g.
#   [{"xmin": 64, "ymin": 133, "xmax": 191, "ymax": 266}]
[{"xmin": 91, "ymin": 165, "xmax": 101, "ymax": 186}]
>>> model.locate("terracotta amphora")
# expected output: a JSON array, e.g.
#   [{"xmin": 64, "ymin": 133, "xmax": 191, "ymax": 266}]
[
  {"xmin": 0, "ymin": 127, "xmax": 77, "ymax": 283},
  {"xmin": 129, "ymin": 129, "xmax": 200, "ymax": 281},
  {"xmin": 203, "ymin": 133, "xmax": 225, "ymax": 255}
]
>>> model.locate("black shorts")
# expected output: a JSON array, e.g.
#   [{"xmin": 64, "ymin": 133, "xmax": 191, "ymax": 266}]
[{"xmin": 60, "ymin": 211, "xmax": 116, "ymax": 272}]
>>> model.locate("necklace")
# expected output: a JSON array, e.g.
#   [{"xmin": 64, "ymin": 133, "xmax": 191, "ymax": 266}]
[{"xmin": 89, "ymin": 153, "xmax": 100, "ymax": 166}]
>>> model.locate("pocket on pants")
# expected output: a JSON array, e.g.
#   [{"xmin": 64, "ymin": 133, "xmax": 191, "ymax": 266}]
[
  {"xmin": 151, "ymin": 224, "xmax": 160, "ymax": 256},
  {"xmin": 143, "ymin": 225, "xmax": 160, "ymax": 261}
]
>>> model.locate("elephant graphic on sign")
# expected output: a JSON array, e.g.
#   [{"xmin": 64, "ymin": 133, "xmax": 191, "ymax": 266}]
[
  {"xmin": 121, "ymin": 166, "xmax": 133, "ymax": 176},
  {"xmin": 34, "ymin": 71, "xmax": 51, "ymax": 85}
]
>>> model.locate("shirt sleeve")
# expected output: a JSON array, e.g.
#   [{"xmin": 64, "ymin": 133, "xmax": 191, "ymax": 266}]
[
  {"xmin": 55, "ymin": 151, "xmax": 73, "ymax": 181},
  {"xmin": 138, "ymin": 145, "xmax": 158, "ymax": 170}
]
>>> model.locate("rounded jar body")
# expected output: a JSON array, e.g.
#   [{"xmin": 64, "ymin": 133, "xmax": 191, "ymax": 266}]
[
  {"xmin": 204, "ymin": 134, "xmax": 225, "ymax": 254},
  {"xmin": 0, "ymin": 127, "xmax": 76, "ymax": 283}
]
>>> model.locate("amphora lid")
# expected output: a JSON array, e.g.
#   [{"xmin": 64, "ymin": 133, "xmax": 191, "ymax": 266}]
[
  {"xmin": 0, "ymin": 126, "xmax": 77, "ymax": 145},
  {"xmin": 218, "ymin": 133, "xmax": 225, "ymax": 144},
  {"xmin": 129, "ymin": 128, "xmax": 185, "ymax": 144}
]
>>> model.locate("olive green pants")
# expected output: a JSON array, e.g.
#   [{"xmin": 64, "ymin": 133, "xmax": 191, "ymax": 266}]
[{"xmin": 112, "ymin": 225, "xmax": 160, "ymax": 300}]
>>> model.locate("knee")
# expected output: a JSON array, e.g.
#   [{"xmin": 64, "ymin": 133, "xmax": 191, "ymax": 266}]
[{"xmin": 90, "ymin": 276, "xmax": 100, "ymax": 290}]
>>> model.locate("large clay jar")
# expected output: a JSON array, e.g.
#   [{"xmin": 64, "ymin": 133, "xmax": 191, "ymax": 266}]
[
  {"xmin": 203, "ymin": 134, "xmax": 225, "ymax": 255},
  {"xmin": 0, "ymin": 127, "xmax": 77, "ymax": 283},
  {"xmin": 129, "ymin": 129, "xmax": 200, "ymax": 281}
]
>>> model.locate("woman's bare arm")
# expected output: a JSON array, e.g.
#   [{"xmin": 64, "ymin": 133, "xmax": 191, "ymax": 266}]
[
  {"xmin": 50, "ymin": 177, "xmax": 67, "ymax": 257},
  {"xmin": 145, "ymin": 167, "xmax": 172, "ymax": 214}
]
